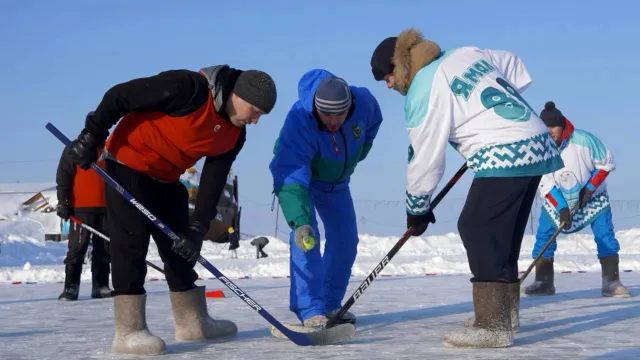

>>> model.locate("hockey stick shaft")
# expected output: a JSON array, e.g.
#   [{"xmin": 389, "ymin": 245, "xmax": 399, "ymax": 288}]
[
  {"xmin": 68, "ymin": 215, "xmax": 165, "ymax": 274},
  {"xmin": 519, "ymin": 202, "xmax": 580, "ymax": 284},
  {"xmin": 46, "ymin": 123, "xmax": 318, "ymax": 346},
  {"xmin": 328, "ymin": 162, "xmax": 468, "ymax": 326}
]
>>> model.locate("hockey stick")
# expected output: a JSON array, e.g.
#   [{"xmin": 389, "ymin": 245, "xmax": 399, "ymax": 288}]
[
  {"xmin": 327, "ymin": 162, "xmax": 468, "ymax": 328},
  {"xmin": 68, "ymin": 215, "xmax": 165, "ymax": 274},
  {"xmin": 519, "ymin": 202, "xmax": 580, "ymax": 284},
  {"xmin": 46, "ymin": 123, "xmax": 354, "ymax": 346}
]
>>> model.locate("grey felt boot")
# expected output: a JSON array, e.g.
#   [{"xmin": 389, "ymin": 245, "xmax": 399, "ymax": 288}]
[
  {"xmin": 303, "ymin": 315, "xmax": 328, "ymax": 328},
  {"xmin": 169, "ymin": 286, "xmax": 238, "ymax": 341},
  {"xmin": 523, "ymin": 258, "xmax": 556, "ymax": 296},
  {"xmin": 600, "ymin": 255, "xmax": 631, "ymax": 297},
  {"xmin": 111, "ymin": 294, "xmax": 166, "ymax": 356},
  {"xmin": 464, "ymin": 282, "xmax": 520, "ymax": 332},
  {"xmin": 443, "ymin": 282, "xmax": 513, "ymax": 348}
]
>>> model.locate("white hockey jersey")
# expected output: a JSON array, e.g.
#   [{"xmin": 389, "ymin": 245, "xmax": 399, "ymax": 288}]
[
  {"xmin": 404, "ymin": 46, "xmax": 564, "ymax": 215},
  {"xmin": 539, "ymin": 120, "xmax": 615, "ymax": 233}
]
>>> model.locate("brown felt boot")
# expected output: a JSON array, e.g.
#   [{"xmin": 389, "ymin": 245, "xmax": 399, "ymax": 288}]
[
  {"xmin": 523, "ymin": 258, "xmax": 555, "ymax": 296},
  {"xmin": 600, "ymin": 255, "xmax": 631, "ymax": 298},
  {"xmin": 443, "ymin": 282, "xmax": 513, "ymax": 348},
  {"xmin": 111, "ymin": 294, "xmax": 166, "ymax": 355},
  {"xmin": 170, "ymin": 286, "xmax": 238, "ymax": 342},
  {"xmin": 463, "ymin": 282, "xmax": 520, "ymax": 332}
]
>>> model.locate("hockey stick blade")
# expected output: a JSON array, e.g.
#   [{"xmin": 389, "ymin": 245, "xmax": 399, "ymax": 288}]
[
  {"xmin": 46, "ymin": 122, "xmax": 353, "ymax": 346},
  {"xmin": 269, "ymin": 323, "xmax": 356, "ymax": 345},
  {"xmin": 326, "ymin": 162, "xmax": 469, "ymax": 328}
]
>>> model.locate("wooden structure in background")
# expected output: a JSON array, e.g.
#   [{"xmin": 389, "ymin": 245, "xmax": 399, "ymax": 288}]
[
  {"xmin": 20, "ymin": 191, "xmax": 56, "ymax": 213},
  {"xmin": 187, "ymin": 173, "xmax": 241, "ymax": 247}
]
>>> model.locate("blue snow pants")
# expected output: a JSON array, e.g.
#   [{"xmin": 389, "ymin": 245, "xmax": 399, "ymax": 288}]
[
  {"xmin": 532, "ymin": 208, "xmax": 620, "ymax": 259},
  {"xmin": 288, "ymin": 180, "xmax": 359, "ymax": 322}
]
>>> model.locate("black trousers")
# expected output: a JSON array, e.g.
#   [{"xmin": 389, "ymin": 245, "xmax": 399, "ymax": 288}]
[
  {"xmin": 64, "ymin": 211, "xmax": 110, "ymax": 266},
  {"xmin": 105, "ymin": 160, "xmax": 197, "ymax": 295},
  {"xmin": 256, "ymin": 244, "xmax": 268, "ymax": 258},
  {"xmin": 457, "ymin": 175, "xmax": 541, "ymax": 283}
]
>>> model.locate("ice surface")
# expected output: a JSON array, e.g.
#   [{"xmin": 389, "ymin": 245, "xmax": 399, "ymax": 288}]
[{"xmin": 0, "ymin": 273, "xmax": 638, "ymax": 359}]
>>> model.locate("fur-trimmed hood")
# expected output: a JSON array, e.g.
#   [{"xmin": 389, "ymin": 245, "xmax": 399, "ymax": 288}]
[{"xmin": 392, "ymin": 28, "xmax": 442, "ymax": 96}]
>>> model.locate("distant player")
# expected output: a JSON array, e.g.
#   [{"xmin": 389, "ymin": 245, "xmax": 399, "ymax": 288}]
[
  {"xmin": 524, "ymin": 101, "xmax": 630, "ymax": 298},
  {"xmin": 56, "ymin": 125, "xmax": 112, "ymax": 301}
]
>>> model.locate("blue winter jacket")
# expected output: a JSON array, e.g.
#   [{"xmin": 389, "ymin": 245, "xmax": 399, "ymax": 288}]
[{"xmin": 269, "ymin": 69, "xmax": 383, "ymax": 229}]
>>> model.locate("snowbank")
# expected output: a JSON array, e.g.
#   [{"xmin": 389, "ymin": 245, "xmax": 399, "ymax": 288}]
[
  {"xmin": 1, "ymin": 216, "xmax": 639, "ymax": 283},
  {"xmin": 1, "ymin": 181, "xmax": 639, "ymax": 284}
]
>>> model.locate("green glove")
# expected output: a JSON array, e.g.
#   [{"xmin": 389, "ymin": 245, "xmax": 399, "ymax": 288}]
[{"xmin": 294, "ymin": 225, "xmax": 316, "ymax": 252}]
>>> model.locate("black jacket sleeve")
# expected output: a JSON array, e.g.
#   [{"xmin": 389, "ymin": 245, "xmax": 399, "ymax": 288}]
[
  {"xmin": 190, "ymin": 128, "xmax": 246, "ymax": 228},
  {"xmin": 86, "ymin": 70, "xmax": 210, "ymax": 139},
  {"xmin": 55, "ymin": 147, "xmax": 76, "ymax": 206}
]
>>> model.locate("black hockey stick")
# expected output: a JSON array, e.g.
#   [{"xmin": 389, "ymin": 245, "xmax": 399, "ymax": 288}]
[
  {"xmin": 69, "ymin": 215, "xmax": 165, "ymax": 274},
  {"xmin": 327, "ymin": 162, "xmax": 468, "ymax": 328},
  {"xmin": 47, "ymin": 123, "xmax": 355, "ymax": 346},
  {"xmin": 519, "ymin": 202, "xmax": 580, "ymax": 284}
]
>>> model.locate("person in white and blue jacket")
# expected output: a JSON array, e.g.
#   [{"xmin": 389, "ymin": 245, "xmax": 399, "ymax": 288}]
[
  {"xmin": 370, "ymin": 28, "xmax": 563, "ymax": 349},
  {"xmin": 523, "ymin": 101, "xmax": 630, "ymax": 298}
]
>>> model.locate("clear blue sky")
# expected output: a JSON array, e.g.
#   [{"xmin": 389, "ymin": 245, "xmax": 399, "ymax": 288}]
[{"xmin": 1, "ymin": 0, "xmax": 638, "ymax": 237}]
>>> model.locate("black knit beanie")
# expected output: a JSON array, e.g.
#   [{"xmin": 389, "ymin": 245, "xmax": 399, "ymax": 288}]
[
  {"xmin": 232, "ymin": 70, "xmax": 277, "ymax": 114},
  {"xmin": 371, "ymin": 37, "xmax": 397, "ymax": 81},
  {"xmin": 539, "ymin": 101, "xmax": 565, "ymax": 128}
]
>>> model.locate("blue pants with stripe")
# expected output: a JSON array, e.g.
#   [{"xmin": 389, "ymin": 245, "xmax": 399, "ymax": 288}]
[{"xmin": 288, "ymin": 180, "xmax": 359, "ymax": 322}]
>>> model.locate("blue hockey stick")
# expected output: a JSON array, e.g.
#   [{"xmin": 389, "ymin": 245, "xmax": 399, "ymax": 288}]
[{"xmin": 45, "ymin": 122, "xmax": 355, "ymax": 346}]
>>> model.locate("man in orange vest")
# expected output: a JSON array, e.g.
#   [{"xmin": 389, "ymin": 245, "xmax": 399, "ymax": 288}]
[
  {"xmin": 65, "ymin": 65, "xmax": 277, "ymax": 356},
  {"xmin": 56, "ymin": 113, "xmax": 112, "ymax": 301}
]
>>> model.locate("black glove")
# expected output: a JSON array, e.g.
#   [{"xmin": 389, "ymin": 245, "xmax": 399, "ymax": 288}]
[
  {"xmin": 56, "ymin": 203, "xmax": 71, "ymax": 220},
  {"xmin": 69, "ymin": 129, "xmax": 102, "ymax": 170},
  {"xmin": 69, "ymin": 112, "xmax": 104, "ymax": 170},
  {"xmin": 578, "ymin": 187, "xmax": 593, "ymax": 208},
  {"xmin": 559, "ymin": 207, "xmax": 571, "ymax": 229},
  {"xmin": 172, "ymin": 221, "xmax": 207, "ymax": 263},
  {"xmin": 407, "ymin": 211, "xmax": 436, "ymax": 236}
]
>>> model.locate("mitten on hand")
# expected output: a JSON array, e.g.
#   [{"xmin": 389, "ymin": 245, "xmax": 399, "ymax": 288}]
[
  {"xmin": 293, "ymin": 225, "xmax": 316, "ymax": 252},
  {"xmin": 407, "ymin": 211, "xmax": 436, "ymax": 236}
]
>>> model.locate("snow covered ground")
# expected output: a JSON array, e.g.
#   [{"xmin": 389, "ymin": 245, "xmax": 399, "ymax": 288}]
[
  {"xmin": 1, "ymin": 183, "xmax": 640, "ymax": 283},
  {"xmin": 2, "ymin": 216, "xmax": 640, "ymax": 284}
]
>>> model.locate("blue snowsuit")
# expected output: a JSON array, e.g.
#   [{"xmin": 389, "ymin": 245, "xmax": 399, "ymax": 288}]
[{"xmin": 269, "ymin": 69, "xmax": 383, "ymax": 322}]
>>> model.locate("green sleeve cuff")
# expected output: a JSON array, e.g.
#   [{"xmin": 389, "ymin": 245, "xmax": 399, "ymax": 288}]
[{"xmin": 276, "ymin": 183, "xmax": 312, "ymax": 229}]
